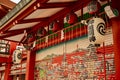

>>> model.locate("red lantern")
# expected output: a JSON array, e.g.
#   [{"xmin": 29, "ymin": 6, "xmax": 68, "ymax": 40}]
[
  {"xmin": 27, "ymin": 33, "xmax": 35, "ymax": 42},
  {"xmin": 49, "ymin": 21, "xmax": 61, "ymax": 32},
  {"xmin": 36, "ymin": 28, "xmax": 47, "ymax": 38},
  {"xmin": 87, "ymin": 0, "xmax": 100, "ymax": 14},
  {"xmin": 53, "ymin": 21, "xmax": 61, "ymax": 32},
  {"xmin": 66, "ymin": 12, "xmax": 78, "ymax": 25}
]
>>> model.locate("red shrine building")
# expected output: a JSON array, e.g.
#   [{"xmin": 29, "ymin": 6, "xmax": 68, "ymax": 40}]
[{"xmin": 0, "ymin": 0, "xmax": 120, "ymax": 80}]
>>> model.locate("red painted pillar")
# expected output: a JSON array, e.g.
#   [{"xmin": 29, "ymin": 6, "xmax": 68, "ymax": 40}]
[
  {"xmin": 111, "ymin": 19, "xmax": 120, "ymax": 79},
  {"xmin": 25, "ymin": 50, "xmax": 36, "ymax": 80},
  {"xmin": 4, "ymin": 62, "xmax": 12, "ymax": 80},
  {"xmin": 111, "ymin": 0, "xmax": 120, "ymax": 79},
  {"xmin": 4, "ymin": 42, "xmax": 17, "ymax": 80}
]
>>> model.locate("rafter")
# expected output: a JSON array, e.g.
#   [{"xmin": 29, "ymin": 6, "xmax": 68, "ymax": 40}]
[
  {"xmin": 37, "ymin": 2, "xmax": 76, "ymax": 9},
  {"xmin": 5, "ymin": 28, "xmax": 27, "ymax": 33},
  {"xmin": 18, "ymin": 17, "xmax": 49, "ymax": 24},
  {"xmin": 0, "ymin": 30, "xmax": 24, "ymax": 39},
  {"xmin": 19, "ymin": 35, "xmax": 27, "ymax": 43},
  {"xmin": 0, "ymin": 5, "xmax": 8, "ymax": 13}
]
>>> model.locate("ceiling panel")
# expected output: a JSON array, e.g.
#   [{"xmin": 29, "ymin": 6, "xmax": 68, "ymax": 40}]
[
  {"xmin": 9, "ymin": 22, "xmax": 39, "ymax": 30},
  {"xmin": 4, "ymin": 33, "xmax": 25, "ymax": 42},
  {"xmin": 24, "ymin": 8, "xmax": 64, "ymax": 19}
]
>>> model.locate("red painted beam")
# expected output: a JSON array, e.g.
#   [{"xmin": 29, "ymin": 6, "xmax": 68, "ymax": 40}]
[
  {"xmin": 36, "ymin": 0, "xmax": 49, "ymax": 3},
  {"xmin": 19, "ymin": 35, "xmax": 27, "ymax": 43},
  {"xmin": 18, "ymin": 17, "xmax": 49, "ymax": 24},
  {"xmin": 0, "ymin": 57, "xmax": 8, "ymax": 63},
  {"xmin": 2, "ymin": 39, "xmax": 20, "ymax": 43},
  {"xmin": 0, "ymin": 5, "xmax": 8, "ymax": 13},
  {"xmin": 37, "ymin": 2, "xmax": 76, "ymax": 9},
  {"xmin": 5, "ymin": 28, "xmax": 27, "ymax": 33},
  {"xmin": 0, "ymin": 0, "xmax": 16, "ymax": 9},
  {"xmin": 0, "ymin": 30, "xmax": 24, "ymax": 39}
]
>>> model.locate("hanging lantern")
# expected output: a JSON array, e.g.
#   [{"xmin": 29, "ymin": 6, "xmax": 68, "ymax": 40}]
[
  {"xmin": 87, "ymin": 0, "xmax": 100, "ymax": 14},
  {"xmin": 16, "ymin": 45, "xmax": 25, "ymax": 51},
  {"xmin": 104, "ymin": 5, "xmax": 119, "ymax": 19},
  {"xmin": 49, "ymin": 23, "xmax": 53, "ymax": 31},
  {"xmin": 53, "ymin": 21, "xmax": 61, "ymax": 32},
  {"xmin": 88, "ymin": 17, "xmax": 106, "ymax": 45},
  {"xmin": 13, "ymin": 49, "xmax": 22, "ymax": 64},
  {"xmin": 36, "ymin": 28, "xmax": 47, "ymax": 38},
  {"xmin": 66, "ymin": 12, "xmax": 78, "ymax": 25},
  {"xmin": 49, "ymin": 21, "xmax": 60, "ymax": 32},
  {"xmin": 27, "ymin": 33, "xmax": 35, "ymax": 42}
]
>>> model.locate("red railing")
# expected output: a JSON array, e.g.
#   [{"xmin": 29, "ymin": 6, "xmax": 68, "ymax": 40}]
[{"xmin": 34, "ymin": 22, "xmax": 87, "ymax": 50}]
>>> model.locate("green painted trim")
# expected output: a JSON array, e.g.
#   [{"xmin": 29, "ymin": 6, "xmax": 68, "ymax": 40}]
[
  {"xmin": 36, "ymin": 35, "xmax": 87, "ymax": 54},
  {"xmin": 64, "ymin": 23, "xmax": 71, "ymax": 28}
]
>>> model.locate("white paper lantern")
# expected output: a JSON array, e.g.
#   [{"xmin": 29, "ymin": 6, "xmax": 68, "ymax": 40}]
[
  {"xmin": 104, "ymin": 5, "xmax": 119, "ymax": 19},
  {"xmin": 88, "ymin": 17, "xmax": 106, "ymax": 45},
  {"xmin": 87, "ymin": 0, "xmax": 100, "ymax": 14},
  {"xmin": 13, "ymin": 50, "xmax": 22, "ymax": 64}
]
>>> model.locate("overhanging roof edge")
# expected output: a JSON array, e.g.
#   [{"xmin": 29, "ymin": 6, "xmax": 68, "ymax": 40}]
[{"xmin": 0, "ymin": 0, "xmax": 35, "ymax": 29}]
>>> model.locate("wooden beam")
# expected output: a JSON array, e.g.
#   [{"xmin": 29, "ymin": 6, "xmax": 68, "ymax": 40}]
[
  {"xmin": 0, "ymin": 5, "xmax": 8, "ymax": 13},
  {"xmin": 2, "ymin": 38, "xmax": 19, "ymax": 43},
  {"xmin": 37, "ymin": 2, "xmax": 76, "ymax": 9},
  {"xmin": 5, "ymin": 28, "xmax": 27, "ymax": 33},
  {"xmin": 0, "ymin": 30, "xmax": 24, "ymax": 39},
  {"xmin": 19, "ymin": 35, "xmax": 27, "ymax": 43},
  {"xmin": 0, "ymin": 0, "xmax": 16, "ymax": 9},
  {"xmin": 18, "ymin": 17, "xmax": 49, "ymax": 24}
]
